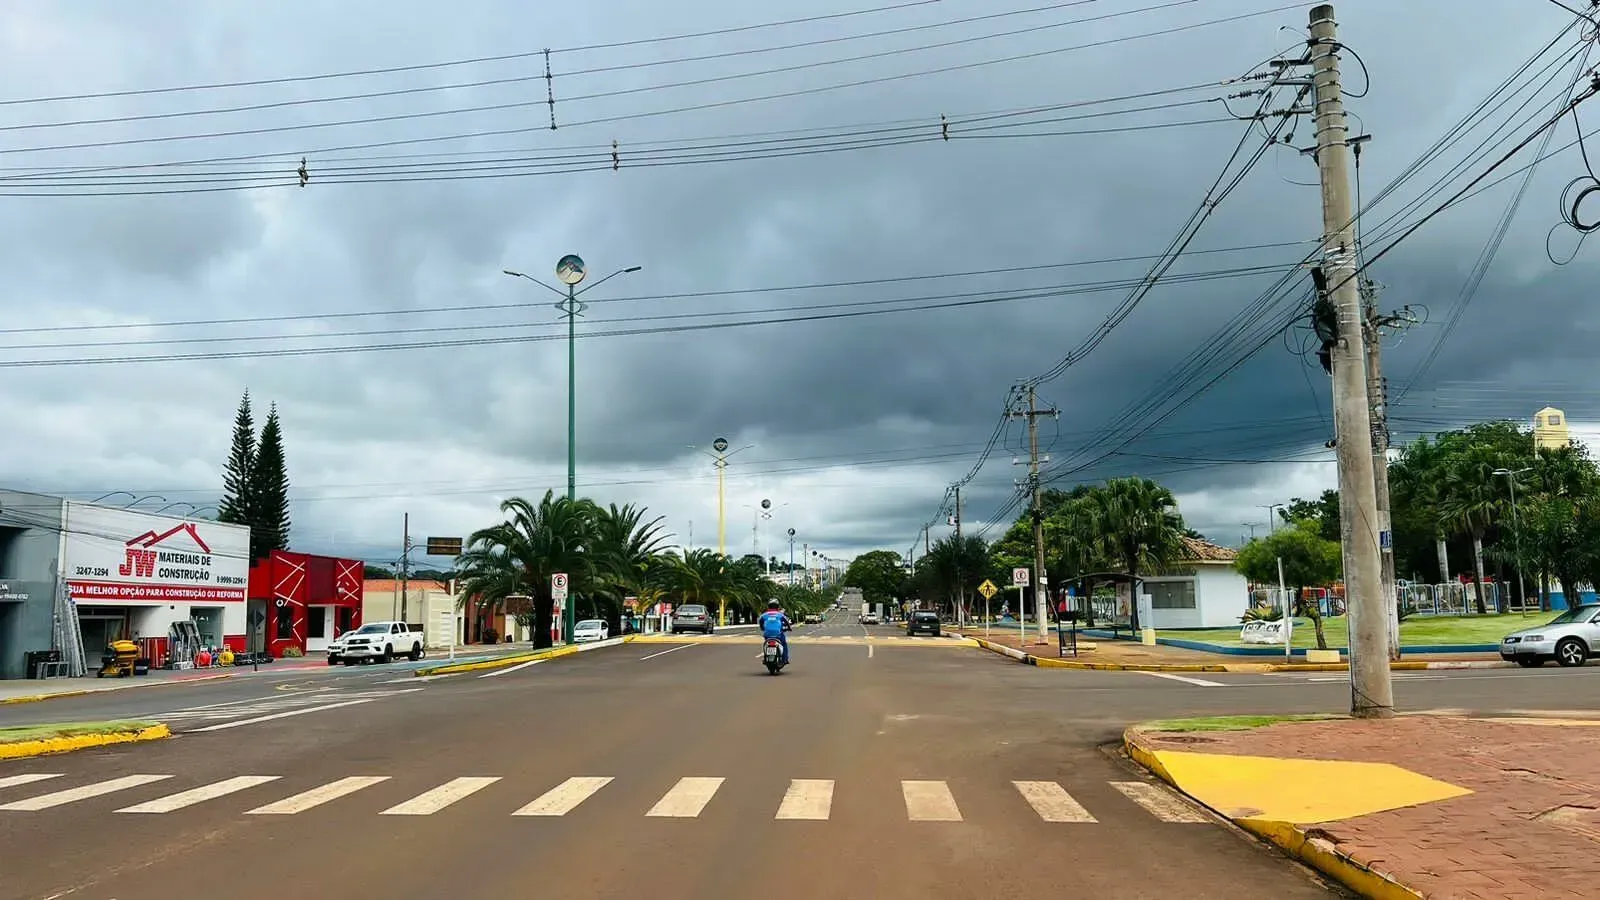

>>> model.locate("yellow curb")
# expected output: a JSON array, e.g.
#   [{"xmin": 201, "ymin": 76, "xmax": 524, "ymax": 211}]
[
  {"xmin": 415, "ymin": 645, "xmax": 581, "ymax": 676},
  {"xmin": 0, "ymin": 672, "xmax": 235, "ymax": 705},
  {"xmin": 1124, "ymin": 727, "xmax": 1427, "ymax": 900},
  {"xmin": 0, "ymin": 724, "xmax": 171, "ymax": 760},
  {"xmin": 971, "ymin": 635, "xmax": 1232, "ymax": 672}
]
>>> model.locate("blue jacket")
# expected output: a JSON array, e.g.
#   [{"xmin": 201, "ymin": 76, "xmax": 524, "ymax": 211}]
[{"xmin": 759, "ymin": 610, "xmax": 790, "ymax": 638}]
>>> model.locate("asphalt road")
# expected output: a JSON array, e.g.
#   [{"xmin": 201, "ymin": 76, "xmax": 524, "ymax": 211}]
[{"xmin": 4, "ymin": 612, "xmax": 1599, "ymax": 899}]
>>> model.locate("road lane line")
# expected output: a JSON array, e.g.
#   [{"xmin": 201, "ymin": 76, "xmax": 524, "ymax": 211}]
[
  {"xmin": 775, "ymin": 779, "xmax": 834, "ymax": 820},
  {"xmin": 380, "ymin": 777, "xmax": 502, "ymax": 815},
  {"xmin": 0, "ymin": 774, "xmax": 173, "ymax": 811},
  {"xmin": 246, "ymin": 776, "xmax": 391, "ymax": 815},
  {"xmin": 479, "ymin": 659, "xmax": 546, "ymax": 678},
  {"xmin": 1139, "ymin": 671, "xmax": 1227, "ymax": 687},
  {"xmin": 639, "ymin": 645, "xmax": 694, "ymax": 661},
  {"xmin": 0, "ymin": 774, "xmax": 63, "ymax": 790},
  {"xmin": 186, "ymin": 697, "xmax": 379, "ymax": 731},
  {"xmin": 117, "ymin": 776, "xmax": 282, "ymax": 813},
  {"xmin": 1013, "ymin": 781, "xmax": 1097, "ymax": 823},
  {"xmin": 1111, "ymin": 781, "xmax": 1210, "ymax": 823},
  {"xmin": 646, "ymin": 777, "xmax": 725, "ymax": 818},
  {"xmin": 902, "ymin": 780, "xmax": 962, "ymax": 822},
  {"xmin": 513, "ymin": 776, "xmax": 614, "ymax": 816},
  {"xmin": 868, "ymin": 643, "xmax": 874, "ymax": 658}
]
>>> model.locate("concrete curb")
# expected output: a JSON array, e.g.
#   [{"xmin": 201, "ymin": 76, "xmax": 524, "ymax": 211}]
[
  {"xmin": 413, "ymin": 635, "xmax": 635, "ymax": 677},
  {"xmin": 966, "ymin": 636, "xmax": 1512, "ymax": 674},
  {"xmin": 0, "ymin": 672, "xmax": 235, "ymax": 706},
  {"xmin": 1123, "ymin": 726, "xmax": 1423, "ymax": 900},
  {"xmin": 0, "ymin": 723, "xmax": 172, "ymax": 760}
]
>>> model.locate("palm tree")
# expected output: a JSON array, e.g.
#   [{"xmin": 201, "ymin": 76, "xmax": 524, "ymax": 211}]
[
  {"xmin": 1392, "ymin": 437, "xmax": 1453, "ymax": 584},
  {"xmin": 1439, "ymin": 445, "xmax": 1508, "ymax": 614},
  {"xmin": 1088, "ymin": 477, "xmax": 1185, "ymax": 631},
  {"xmin": 453, "ymin": 491, "xmax": 598, "ymax": 648},
  {"xmin": 1042, "ymin": 489, "xmax": 1113, "ymax": 626},
  {"xmin": 589, "ymin": 502, "xmax": 671, "ymax": 630}
]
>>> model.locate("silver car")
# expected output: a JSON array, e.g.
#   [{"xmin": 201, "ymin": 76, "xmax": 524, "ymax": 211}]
[{"xmin": 1500, "ymin": 604, "xmax": 1600, "ymax": 667}]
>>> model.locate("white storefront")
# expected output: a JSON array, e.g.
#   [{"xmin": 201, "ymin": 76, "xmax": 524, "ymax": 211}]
[{"xmin": 62, "ymin": 501, "xmax": 251, "ymax": 656}]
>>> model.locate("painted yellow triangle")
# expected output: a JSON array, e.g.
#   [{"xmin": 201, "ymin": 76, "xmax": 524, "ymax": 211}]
[{"xmin": 1150, "ymin": 749, "xmax": 1472, "ymax": 824}]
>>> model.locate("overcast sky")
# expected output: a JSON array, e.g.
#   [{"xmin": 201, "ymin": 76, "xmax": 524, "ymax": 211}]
[{"xmin": 0, "ymin": 0, "xmax": 1594, "ymax": 569}]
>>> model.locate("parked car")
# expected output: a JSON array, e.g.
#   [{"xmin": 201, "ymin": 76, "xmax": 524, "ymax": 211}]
[
  {"xmin": 1500, "ymin": 604, "xmax": 1600, "ymax": 667},
  {"xmin": 671, "ymin": 604, "xmax": 716, "ymax": 635},
  {"xmin": 803, "ymin": 613, "xmax": 822, "ymax": 625},
  {"xmin": 858, "ymin": 611, "xmax": 881, "ymax": 625},
  {"xmin": 906, "ymin": 610, "xmax": 942, "ymax": 637},
  {"xmin": 573, "ymin": 619, "xmax": 609, "ymax": 643},
  {"xmin": 333, "ymin": 620, "xmax": 424, "ymax": 664}
]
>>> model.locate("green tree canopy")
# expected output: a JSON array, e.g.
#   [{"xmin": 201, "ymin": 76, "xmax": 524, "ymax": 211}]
[{"xmin": 842, "ymin": 550, "xmax": 908, "ymax": 607}]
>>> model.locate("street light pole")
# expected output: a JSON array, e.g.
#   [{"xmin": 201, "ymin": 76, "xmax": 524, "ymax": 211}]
[{"xmin": 693, "ymin": 438, "xmax": 751, "ymax": 626}]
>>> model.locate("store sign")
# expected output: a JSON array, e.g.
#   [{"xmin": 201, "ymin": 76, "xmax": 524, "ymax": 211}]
[
  {"xmin": 63, "ymin": 501, "xmax": 251, "ymax": 604},
  {"xmin": 0, "ymin": 580, "xmax": 29, "ymax": 602}
]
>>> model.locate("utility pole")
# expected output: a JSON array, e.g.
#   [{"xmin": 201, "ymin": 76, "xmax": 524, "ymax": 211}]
[
  {"xmin": 399, "ymin": 512, "xmax": 410, "ymax": 623},
  {"xmin": 923, "ymin": 524, "xmax": 930, "ymax": 557},
  {"xmin": 953, "ymin": 486, "xmax": 964, "ymax": 628},
  {"xmin": 1361, "ymin": 269, "xmax": 1412, "ymax": 661},
  {"xmin": 1012, "ymin": 385, "xmax": 1060, "ymax": 643},
  {"xmin": 1307, "ymin": 3, "xmax": 1392, "ymax": 717}
]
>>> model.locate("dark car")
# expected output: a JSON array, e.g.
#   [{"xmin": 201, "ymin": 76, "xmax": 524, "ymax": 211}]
[
  {"xmin": 907, "ymin": 610, "xmax": 942, "ymax": 637},
  {"xmin": 671, "ymin": 604, "xmax": 715, "ymax": 635}
]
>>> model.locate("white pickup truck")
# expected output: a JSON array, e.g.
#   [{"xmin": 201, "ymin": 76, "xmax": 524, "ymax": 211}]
[{"xmin": 328, "ymin": 621, "xmax": 425, "ymax": 665}]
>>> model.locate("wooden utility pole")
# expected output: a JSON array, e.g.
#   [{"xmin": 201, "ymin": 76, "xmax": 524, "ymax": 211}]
[
  {"xmin": 1308, "ymin": 3, "xmax": 1393, "ymax": 716},
  {"xmin": 1012, "ymin": 385, "xmax": 1059, "ymax": 643}
]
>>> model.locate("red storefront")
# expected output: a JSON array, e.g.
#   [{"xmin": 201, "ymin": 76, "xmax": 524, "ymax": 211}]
[{"xmin": 247, "ymin": 551, "xmax": 364, "ymax": 658}]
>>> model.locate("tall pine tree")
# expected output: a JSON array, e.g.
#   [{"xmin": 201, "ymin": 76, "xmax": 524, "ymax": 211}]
[
  {"xmin": 250, "ymin": 404, "xmax": 292, "ymax": 558},
  {"xmin": 218, "ymin": 392, "xmax": 256, "ymax": 528}
]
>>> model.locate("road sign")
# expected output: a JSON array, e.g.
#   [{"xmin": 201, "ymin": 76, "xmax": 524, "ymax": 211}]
[
  {"xmin": 426, "ymin": 536, "xmax": 463, "ymax": 556},
  {"xmin": 1012, "ymin": 567, "xmax": 1030, "ymax": 587},
  {"xmin": 552, "ymin": 573, "xmax": 569, "ymax": 602},
  {"xmin": 977, "ymin": 579, "xmax": 998, "ymax": 600},
  {"xmin": 1379, "ymin": 529, "xmax": 1393, "ymax": 551}
]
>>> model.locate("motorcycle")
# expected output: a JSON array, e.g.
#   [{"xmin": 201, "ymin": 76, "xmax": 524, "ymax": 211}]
[{"xmin": 762, "ymin": 637, "xmax": 787, "ymax": 675}]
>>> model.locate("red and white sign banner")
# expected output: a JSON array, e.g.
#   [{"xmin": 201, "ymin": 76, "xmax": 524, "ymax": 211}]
[{"xmin": 63, "ymin": 501, "xmax": 251, "ymax": 605}]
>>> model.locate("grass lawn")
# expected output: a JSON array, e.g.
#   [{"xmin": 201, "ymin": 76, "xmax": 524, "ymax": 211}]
[
  {"xmin": 0, "ymin": 721, "xmax": 158, "ymax": 744},
  {"xmin": 1141, "ymin": 714, "xmax": 1342, "ymax": 733},
  {"xmin": 1160, "ymin": 612, "xmax": 1547, "ymax": 649}
]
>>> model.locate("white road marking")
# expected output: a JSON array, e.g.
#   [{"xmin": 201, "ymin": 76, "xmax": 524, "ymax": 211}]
[
  {"xmin": 1014, "ymin": 781, "xmax": 1097, "ymax": 823},
  {"xmin": 478, "ymin": 659, "xmax": 545, "ymax": 678},
  {"xmin": 187, "ymin": 698, "xmax": 379, "ymax": 732},
  {"xmin": 0, "ymin": 774, "xmax": 63, "ymax": 790},
  {"xmin": 646, "ymin": 776, "xmax": 725, "ymax": 818},
  {"xmin": 775, "ymin": 779, "xmax": 834, "ymax": 820},
  {"xmin": 513, "ymin": 776, "xmax": 613, "ymax": 816},
  {"xmin": 868, "ymin": 643, "xmax": 874, "ymax": 658},
  {"xmin": 380, "ymin": 777, "xmax": 502, "ymax": 815},
  {"xmin": 1140, "ymin": 671, "xmax": 1227, "ymax": 687},
  {"xmin": 246, "ymin": 776, "xmax": 391, "ymax": 815},
  {"xmin": 117, "ymin": 776, "xmax": 281, "ymax": 813},
  {"xmin": 0, "ymin": 774, "xmax": 173, "ymax": 811},
  {"xmin": 1111, "ymin": 781, "xmax": 1210, "ymax": 823},
  {"xmin": 902, "ymin": 780, "xmax": 962, "ymax": 822},
  {"xmin": 639, "ymin": 645, "xmax": 694, "ymax": 661}
]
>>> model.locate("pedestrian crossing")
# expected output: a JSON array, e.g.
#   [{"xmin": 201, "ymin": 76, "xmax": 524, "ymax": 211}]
[{"xmin": 0, "ymin": 771, "xmax": 1209, "ymax": 824}]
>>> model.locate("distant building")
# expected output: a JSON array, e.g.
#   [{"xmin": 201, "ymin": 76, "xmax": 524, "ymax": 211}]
[{"xmin": 1534, "ymin": 406, "xmax": 1570, "ymax": 450}]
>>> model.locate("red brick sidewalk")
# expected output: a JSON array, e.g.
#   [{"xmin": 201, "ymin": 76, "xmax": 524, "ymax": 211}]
[{"xmin": 1134, "ymin": 715, "xmax": 1600, "ymax": 898}]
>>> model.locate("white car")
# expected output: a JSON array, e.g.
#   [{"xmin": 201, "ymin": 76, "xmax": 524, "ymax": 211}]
[
  {"xmin": 573, "ymin": 619, "xmax": 609, "ymax": 643},
  {"xmin": 332, "ymin": 620, "xmax": 424, "ymax": 664}
]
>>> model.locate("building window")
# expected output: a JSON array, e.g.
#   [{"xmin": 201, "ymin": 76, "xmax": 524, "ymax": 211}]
[
  {"xmin": 1548, "ymin": 414, "xmax": 1563, "ymax": 426},
  {"xmin": 276, "ymin": 603, "xmax": 294, "ymax": 641},
  {"xmin": 1149, "ymin": 580, "xmax": 1196, "ymax": 610}
]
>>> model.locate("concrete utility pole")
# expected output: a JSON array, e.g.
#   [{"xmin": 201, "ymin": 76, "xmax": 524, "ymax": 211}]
[
  {"xmin": 1012, "ymin": 385, "xmax": 1060, "ymax": 643},
  {"xmin": 399, "ymin": 512, "xmax": 410, "ymax": 623},
  {"xmin": 953, "ymin": 486, "xmax": 965, "ymax": 628},
  {"xmin": 1308, "ymin": 3, "xmax": 1393, "ymax": 717},
  {"xmin": 1361, "ymin": 271, "xmax": 1406, "ymax": 661}
]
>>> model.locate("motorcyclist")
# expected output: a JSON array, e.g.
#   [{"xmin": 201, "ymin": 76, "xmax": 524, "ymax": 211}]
[{"xmin": 758, "ymin": 599, "xmax": 791, "ymax": 663}]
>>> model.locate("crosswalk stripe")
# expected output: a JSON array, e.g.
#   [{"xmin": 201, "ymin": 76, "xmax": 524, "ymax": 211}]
[
  {"xmin": 1013, "ymin": 781, "xmax": 1096, "ymax": 823},
  {"xmin": 0, "ymin": 774, "xmax": 63, "ymax": 791},
  {"xmin": 646, "ymin": 777, "xmax": 725, "ymax": 818},
  {"xmin": 902, "ymin": 780, "xmax": 962, "ymax": 822},
  {"xmin": 774, "ymin": 779, "xmax": 834, "ymax": 820},
  {"xmin": 380, "ymin": 777, "xmax": 501, "ymax": 815},
  {"xmin": 246, "ymin": 776, "xmax": 391, "ymax": 815},
  {"xmin": 117, "ymin": 776, "xmax": 282, "ymax": 813},
  {"xmin": 513, "ymin": 776, "xmax": 613, "ymax": 817},
  {"xmin": 1110, "ymin": 781, "xmax": 1210, "ymax": 823},
  {"xmin": 0, "ymin": 775, "xmax": 173, "ymax": 812}
]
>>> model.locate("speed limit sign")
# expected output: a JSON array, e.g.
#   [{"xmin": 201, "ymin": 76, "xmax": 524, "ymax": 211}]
[{"xmin": 551, "ymin": 573, "xmax": 569, "ymax": 601}]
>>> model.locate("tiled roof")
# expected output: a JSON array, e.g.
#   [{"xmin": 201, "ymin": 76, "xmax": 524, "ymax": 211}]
[
  {"xmin": 362, "ymin": 579, "xmax": 451, "ymax": 593},
  {"xmin": 1179, "ymin": 536, "xmax": 1237, "ymax": 563}
]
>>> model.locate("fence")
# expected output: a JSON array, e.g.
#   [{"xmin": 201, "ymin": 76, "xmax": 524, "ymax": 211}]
[{"xmin": 1249, "ymin": 582, "xmax": 1532, "ymax": 619}]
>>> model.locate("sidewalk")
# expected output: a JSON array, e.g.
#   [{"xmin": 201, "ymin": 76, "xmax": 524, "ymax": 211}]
[
  {"xmin": 1126, "ymin": 713, "xmax": 1600, "ymax": 898},
  {"xmin": 0, "ymin": 668, "xmax": 235, "ymax": 704},
  {"xmin": 967, "ymin": 628, "xmax": 1229, "ymax": 667}
]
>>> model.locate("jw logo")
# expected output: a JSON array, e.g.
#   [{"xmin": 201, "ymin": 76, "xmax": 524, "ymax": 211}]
[{"xmin": 119, "ymin": 548, "xmax": 156, "ymax": 578}]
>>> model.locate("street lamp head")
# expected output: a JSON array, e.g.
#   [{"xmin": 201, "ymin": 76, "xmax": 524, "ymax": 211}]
[
  {"xmin": 623, "ymin": 265, "xmax": 643, "ymax": 273},
  {"xmin": 761, "ymin": 498, "xmax": 771, "ymax": 509},
  {"xmin": 555, "ymin": 254, "xmax": 587, "ymax": 285},
  {"xmin": 712, "ymin": 437, "xmax": 729, "ymax": 453},
  {"xmin": 787, "ymin": 528, "xmax": 796, "ymax": 537},
  {"xmin": 502, "ymin": 269, "xmax": 524, "ymax": 278}
]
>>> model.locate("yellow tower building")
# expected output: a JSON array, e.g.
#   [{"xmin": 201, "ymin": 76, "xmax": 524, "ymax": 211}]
[{"xmin": 1533, "ymin": 407, "xmax": 1570, "ymax": 450}]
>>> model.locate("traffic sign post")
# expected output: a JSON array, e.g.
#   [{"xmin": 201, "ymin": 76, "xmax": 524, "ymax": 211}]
[
  {"xmin": 1010, "ymin": 569, "xmax": 1030, "ymax": 646},
  {"xmin": 1012, "ymin": 567, "xmax": 1030, "ymax": 587},
  {"xmin": 552, "ymin": 573, "xmax": 570, "ymax": 645},
  {"xmin": 977, "ymin": 579, "xmax": 998, "ymax": 637}
]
